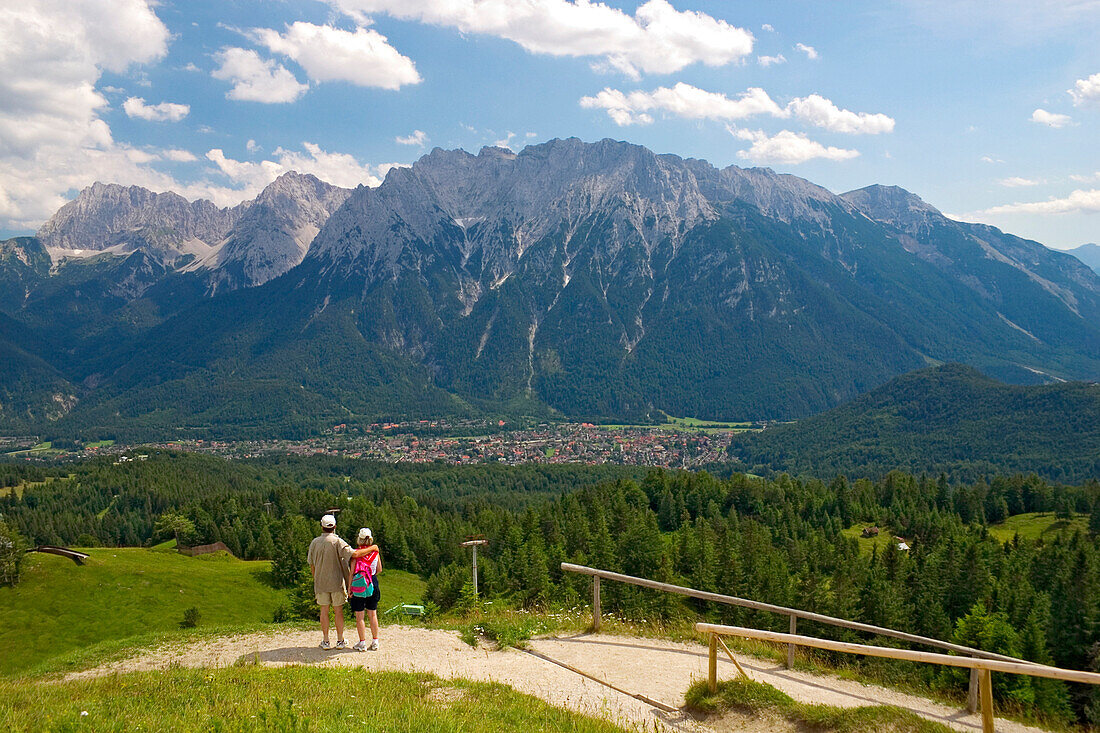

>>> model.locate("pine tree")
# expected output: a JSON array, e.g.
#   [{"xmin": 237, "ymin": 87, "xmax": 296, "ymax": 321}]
[
  {"xmin": 0, "ymin": 519, "xmax": 27, "ymax": 586},
  {"xmin": 253, "ymin": 523, "xmax": 275, "ymax": 560}
]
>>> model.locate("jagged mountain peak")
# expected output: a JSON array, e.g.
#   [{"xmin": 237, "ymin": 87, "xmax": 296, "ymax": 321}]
[
  {"xmin": 840, "ymin": 184, "xmax": 943, "ymax": 233},
  {"xmin": 197, "ymin": 171, "xmax": 352, "ymax": 292},
  {"xmin": 37, "ymin": 180, "xmax": 241, "ymax": 254},
  {"xmin": 478, "ymin": 145, "xmax": 518, "ymax": 160},
  {"xmin": 685, "ymin": 161, "xmax": 851, "ymax": 224},
  {"xmin": 309, "ymin": 137, "xmax": 718, "ymax": 278},
  {"xmin": 259, "ymin": 171, "xmax": 332, "ymax": 199}
]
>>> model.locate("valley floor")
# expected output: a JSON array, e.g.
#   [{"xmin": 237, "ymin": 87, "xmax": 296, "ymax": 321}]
[{"xmin": 67, "ymin": 627, "xmax": 1048, "ymax": 733}]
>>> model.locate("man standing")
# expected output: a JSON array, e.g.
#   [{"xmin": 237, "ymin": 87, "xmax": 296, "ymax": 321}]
[{"xmin": 307, "ymin": 514, "xmax": 352, "ymax": 650}]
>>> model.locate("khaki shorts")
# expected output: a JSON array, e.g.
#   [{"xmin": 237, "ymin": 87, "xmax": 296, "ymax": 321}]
[{"xmin": 315, "ymin": 590, "xmax": 347, "ymax": 607}]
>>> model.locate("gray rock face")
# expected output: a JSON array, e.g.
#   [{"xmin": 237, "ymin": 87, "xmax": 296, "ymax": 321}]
[
  {"xmin": 689, "ymin": 160, "xmax": 854, "ymax": 224},
  {"xmin": 310, "ymin": 137, "xmax": 853, "ymax": 279},
  {"xmin": 37, "ymin": 182, "xmax": 242, "ymax": 255},
  {"xmin": 840, "ymin": 184, "xmax": 941, "ymax": 235},
  {"xmin": 310, "ymin": 138, "xmax": 878, "ymax": 284},
  {"xmin": 35, "ymin": 174, "xmax": 354, "ymax": 296},
  {"xmin": 199, "ymin": 172, "xmax": 352, "ymax": 293}
]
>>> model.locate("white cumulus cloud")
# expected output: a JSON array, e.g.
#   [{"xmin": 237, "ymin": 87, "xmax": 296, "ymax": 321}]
[
  {"xmin": 212, "ymin": 48, "xmax": 308, "ymax": 103},
  {"xmin": 250, "ymin": 22, "xmax": 420, "ymax": 91},
  {"xmin": 732, "ymin": 128, "xmax": 859, "ymax": 164},
  {"xmin": 757, "ymin": 54, "xmax": 786, "ymax": 67},
  {"xmin": 580, "ymin": 83, "xmax": 783, "ymax": 126},
  {"xmin": 206, "ymin": 142, "xmax": 404, "ymax": 195},
  {"xmin": 122, "ymin": 97, "xmax": 190, "ymax": 122},
  {"xmin": 580, "ymin": 84, "xmax": 894, "ymax": 136},
  {"xmin": 0, "ymin": 0, "xmax": 174, "ymax": 228},
  {"xmin": 321, "ymin": 0, "xmax": 754, "ymax": 78},
  {"xmin": 795, "ymin": 43, "xmax": 818, "ymax": 59},
  {"xmin": 1070, "ymin": 72, "xmax": 1100, "ymax": 106},
  {"xmin": 1070, "ymin": 171, "xmax": 1100, "ymax": 183},
  {"xmin": 161, "ymin": 149, "xmax": 198, "ymax": 162},
  {"xmin": 785, "ymin": 94, "xmax": 895, "ymax": 134},
  {"xmin": 1030, "ymin": 108, "xmax": 1072, "ymax": 127},
  {"xmin": 396, "ymin": 129, "xmax": 429, "ymax": 146},
  {"xmin": 997, "ymin": 176, "xmax": 1041, "ymax": 187},
  {"xmin": 985, "ymin": 189, "xmax": 1100, "ymax": 216},
  {"xmin": 493, "ymin": 131, "xmax": 517, "ymax": 149}
]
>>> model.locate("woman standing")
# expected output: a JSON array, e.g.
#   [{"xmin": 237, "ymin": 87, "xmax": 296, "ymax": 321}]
[{"xmin": 348, "ymin": 527, "xmax": 382, "ymax": 651}]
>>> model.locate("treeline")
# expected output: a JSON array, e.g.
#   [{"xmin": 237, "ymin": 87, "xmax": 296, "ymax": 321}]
[
  {"xmin": 0, "ymin": 455, "xmax": 643, "ymax": 555},
  {"xmin": 3, "ymin": 454, "xmax": 1100, "ymax": 723}
]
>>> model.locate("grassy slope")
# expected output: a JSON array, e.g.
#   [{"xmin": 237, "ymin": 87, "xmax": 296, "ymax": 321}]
[
  {"xmin": 0, "ymin": 665, "xmax": 628, "ymax": 733},
  {"xmin": 685, "ymin": 678, "xmax": 951, "ymax": 733},
  {"xmin": 0, "ymin": 474, "xmax": 71, "ymax": 498},
  {"xmin": 988, "ymin": 512, "xmax": 1089, "ymax": 543},
  {"xmin": 0, "ymin": 548, "xmax": 425, "ymax": 676}
]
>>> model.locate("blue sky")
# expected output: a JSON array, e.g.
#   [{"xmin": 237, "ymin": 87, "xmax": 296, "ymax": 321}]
[{"xmin": 1, "ymin": 0, "xmax": 1097, "ymax": 249}]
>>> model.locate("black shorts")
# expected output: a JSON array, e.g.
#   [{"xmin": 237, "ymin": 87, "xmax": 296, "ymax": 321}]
[{"xmin": 350, "ymin": 578, "xmax": 380, "ymax": 612}]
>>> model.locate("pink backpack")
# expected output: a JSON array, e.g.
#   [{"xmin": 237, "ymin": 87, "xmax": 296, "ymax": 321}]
[{"xmin": 349, "ymin": 551, "xmax": 376, "ymax": 598}]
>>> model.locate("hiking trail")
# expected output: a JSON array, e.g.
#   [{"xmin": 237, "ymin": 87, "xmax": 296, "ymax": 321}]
[{"xmin": 67, "ymin": 626, "xmax": 1049, "ymax": 732}]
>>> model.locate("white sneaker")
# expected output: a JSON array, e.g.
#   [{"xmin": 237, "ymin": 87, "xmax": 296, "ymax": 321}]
[
  {"xmin": 353, "ymin": 640, "xmax": 368, "ymax": 652},
  {"xmin": 368, "ymin": 640, "xmax": 379, "ymax": 651},
  {"xmin": 319, "ymin": 640, "xmax": 332, "ymax": 650},
  {"xmin": 335, "ymin": 639, "xmax": 348, "ymax": 649}
]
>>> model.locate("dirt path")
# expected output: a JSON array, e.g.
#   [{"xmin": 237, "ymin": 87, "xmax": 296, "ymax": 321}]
[{"xmin": 68, "ymin": 627, "xmax": 1049, "ymax": 733}]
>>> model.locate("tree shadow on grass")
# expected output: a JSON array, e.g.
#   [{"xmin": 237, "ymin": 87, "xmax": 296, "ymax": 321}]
[{"xmin": 249, "ymin": 565, "xmax": 279, "ymax": 589}]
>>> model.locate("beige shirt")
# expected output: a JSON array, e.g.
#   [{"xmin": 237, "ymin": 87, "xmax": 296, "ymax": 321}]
[{"xmin": 307, "ymin": 533, "xmax": 353, "ymax": 593}]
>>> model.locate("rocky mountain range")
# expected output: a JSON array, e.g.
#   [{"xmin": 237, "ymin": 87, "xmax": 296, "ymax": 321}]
[
  {"xmin": 30, "ymin": 172, "xmax": 349, "ymax": 295},
  {"xmin": 1, "ymin": 138, "xmax": 1098, "ymax": 439}
]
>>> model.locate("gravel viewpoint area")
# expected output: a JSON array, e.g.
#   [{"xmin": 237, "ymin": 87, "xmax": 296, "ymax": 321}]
[{"xmin": 67, "ymin": 627, "xmax": 1050, "ymax": 733}]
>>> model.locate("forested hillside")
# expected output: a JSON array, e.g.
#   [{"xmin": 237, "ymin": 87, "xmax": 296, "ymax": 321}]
[
  {"xmin": 4, "ymin": 453, "xmax": 1100, "ymax": 723},
  {"xmin": 731, "ymin": 363, "xmax": 1100, "ymax": 482}
]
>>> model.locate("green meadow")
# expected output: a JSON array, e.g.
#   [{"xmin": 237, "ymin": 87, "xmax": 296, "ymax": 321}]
[
  {"xmin": 841, "ymin": 524, "xmax": 899, "ymax": 556},
  {"xmin": 0, "ymin": 473, "xmax": 72, "ymax": 499},
  {"xmin": 0, "ymin": 549, "xmax": 620, "ymax": 732},
  {"xmin": 987, "ymin": 512, "xmax": 1090, "ymax": 543},
  {"xmin": 0, "ymin": 548, "xmax": 425, "ymax": 677},
  {"xmin": 0, "ymin": 667, "xmax": 627, "ymax": 733}
]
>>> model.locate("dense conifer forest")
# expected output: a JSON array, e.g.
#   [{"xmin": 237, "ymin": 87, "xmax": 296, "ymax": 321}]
[{"xmin": 4, "ymin": 453, "xmax": 1100, "ymax": 723}]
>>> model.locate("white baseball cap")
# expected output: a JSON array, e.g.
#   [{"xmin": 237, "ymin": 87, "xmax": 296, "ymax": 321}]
[
  {"xmin": 320, "ymin": 514, "xmax": 337, "ymax": 528},
  {"xmin": 357, "ymin": 527, "xmax": 373, "ymax": 543}
]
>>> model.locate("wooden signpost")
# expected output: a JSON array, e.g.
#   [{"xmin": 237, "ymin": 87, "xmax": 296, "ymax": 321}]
[{"xmin": 460, "ymin": 537, "xmax": 488, "ymax": 597}]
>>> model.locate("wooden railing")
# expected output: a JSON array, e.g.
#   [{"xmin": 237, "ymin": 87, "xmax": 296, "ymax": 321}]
[
  {"xmin": 699, "ymin": 623, "xmax": 1100, "ymax": 733},
  {"xmin": 28, "ymin": 545, "xmax": 89, "ymax": 565},
  {"xmin": 561, "ymin": 562, "xmax": 1041, "ymax": 713}
]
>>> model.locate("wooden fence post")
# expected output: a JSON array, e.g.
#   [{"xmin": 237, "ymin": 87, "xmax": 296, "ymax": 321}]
[
  {"xmin": 787, "ymin": 614, "xmax": 797, "ymax": 668},
  {"xmin": 980, "ymin": 669, "xmax": 995, "ymax": 733},
  {"xmin": 709, "ymin": 633, "xmax": 718, "ymax": 693},
  {"xmin": 968, "ymin": 667, "xmax": 979, "ymax": 713},
  {"xmin": 592, "ymin": 575, "xmax": 601, "ymax": 632}
]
